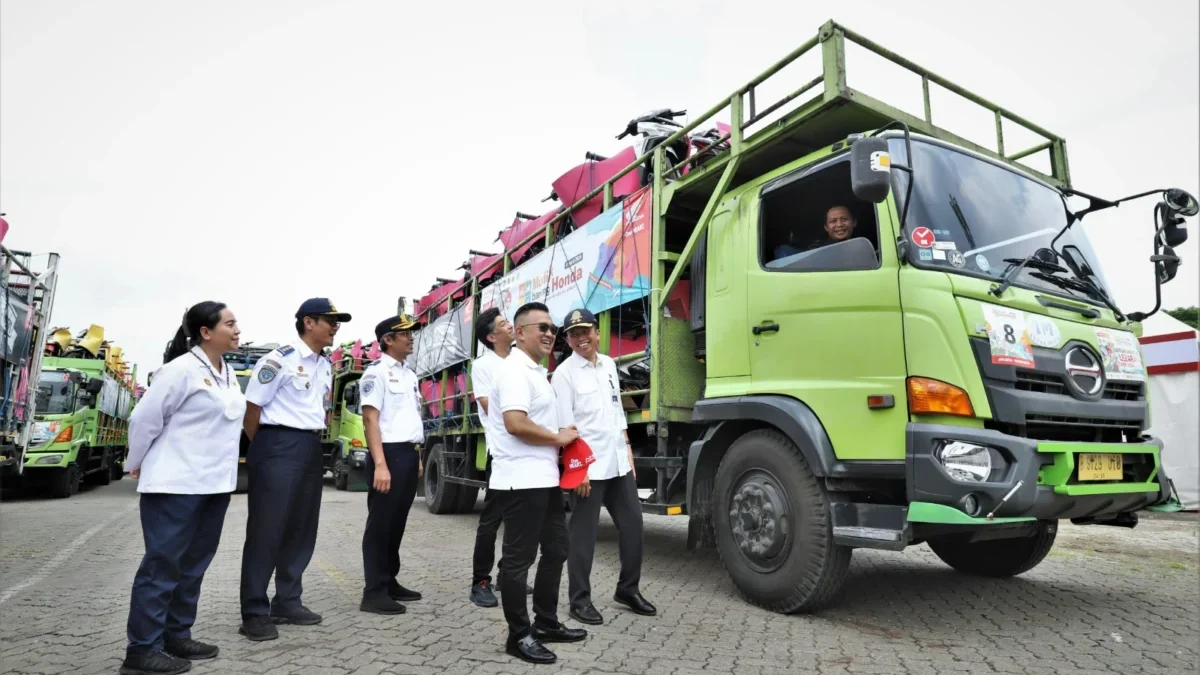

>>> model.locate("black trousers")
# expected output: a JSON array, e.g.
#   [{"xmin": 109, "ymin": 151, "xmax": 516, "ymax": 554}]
[
  {"xmin": 496, "ymin": 486, "xmax": 569, "ymax": 639},
  {"xmin": 362, "ymin": 442, "xmax": 420, "ymax": 599},
  {"xmin": 127, "ymin": 492, "xmax": 230, "ymax": 653},
  {"xmin": 567, "ymin": 471, "xmax": 644, "ymax": 608},
  {"xmin": 239, "ymin": 426, "xmax": 324, "ymax": 619},
  {"xmin": 472, "ymin": 456, "xmax": 503, "ymax": 584}
]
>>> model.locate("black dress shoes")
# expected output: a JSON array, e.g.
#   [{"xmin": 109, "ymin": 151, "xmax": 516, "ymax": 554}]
[
  {"xmin": 388, "ymin": 582, "xmax": 422, "ymax": 602},
  {"xmin": 360, "ymin": 595, "xmax": 406, "ymax": 615},
  {"xmin": 506, "ymin": 634, "xmax": 556, "ymax": 665},
  {"xmin": 614, "ymin": 591, "xmax": 657, "ymax": 616},
  {"xmin": 531, "ymin": 620, "xmax": 588, "ymax": 643},
  {"xmin": 569, "ymin": 603, "xmax": 604, "ymax": 625},
  {"xmin": 163, "ymin": 637, "xmax": 219, "ymax": 660}
]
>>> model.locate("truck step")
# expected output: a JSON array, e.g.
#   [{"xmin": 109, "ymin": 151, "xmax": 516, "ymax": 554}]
[{"xmin": 831, "ymin": 502, "xmax": 910, "ymax": 551}]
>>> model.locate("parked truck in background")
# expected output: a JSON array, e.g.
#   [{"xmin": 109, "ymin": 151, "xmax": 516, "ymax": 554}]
[
  {"xmin": 29, "ymin": 325, "xmax": 137, "ymax": 497},
  {"xmin": 0, "ymin": 229, "xmax": 61, "ymax": 488},
  {"xmin": 407, "ymin": 20, "xmax": 1193, "ymax": 613}
]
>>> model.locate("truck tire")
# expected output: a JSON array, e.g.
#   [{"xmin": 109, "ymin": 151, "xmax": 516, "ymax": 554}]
[
  {"xmin": 333, "ymin": 459, "xmax": 349, "ymax": 491},
  {"xmin": 712, "ymin": 428, "xmax": 851, "ymax": 614},
  {"xmin": 50, "ymin": 465, "xmax": 81, "ymax": 499},
  {"xmin": 88, "ymin": 449, "xmax": 113, "ymax": 486},
  {"xmin": 424, "ymin": 443, "xmax": 460, "ymax": 514},
  {"xmin": 927, "ymin": 521, "xmax": 1057, "ymax": 578},
  {"xmin": 455, "ymin": 485, "xmax": 480, "ymax": 514},
  {"xmin": 110, "ymin": 457, "xmax": 124, "ymax": 481}
]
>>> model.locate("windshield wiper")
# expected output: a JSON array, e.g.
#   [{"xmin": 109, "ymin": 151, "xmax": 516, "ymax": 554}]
[
  {"xmin": 948, "ymin": 194, "xmax": 978, "ymax": 251},
  {"xmin": 1001, "ymin": 256, "xmax": 1067, "ymax": 275}
]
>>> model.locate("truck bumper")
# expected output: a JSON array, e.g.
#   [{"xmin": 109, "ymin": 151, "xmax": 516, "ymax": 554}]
[{"xmin": 905, "ymin": 423, "xmax": 1169, "ymax": 524}]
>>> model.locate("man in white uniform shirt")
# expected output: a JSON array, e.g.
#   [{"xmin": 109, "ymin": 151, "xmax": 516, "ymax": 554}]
[
  {"xmin": 239, "ymin": 298, "xmax": 349, "ymax": 642},
  {"xmin": 490, "ymin": 302, "xmax": 586, "ymax": 665},
  {"xmin": 358, "ymin": 314, "xmax": 425, "ymax": 616},
  {"xmin": 466, "ymin": 307, "xmax": 534, "ymax": 608},
  {"xmin": 553, "ymin": 308, "xmax": 657, "ymax": 626}
]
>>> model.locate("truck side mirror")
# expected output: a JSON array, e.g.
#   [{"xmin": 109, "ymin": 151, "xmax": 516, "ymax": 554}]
[
  {"xmin": 1154, "ymin": 245, "xmax": 1181, "ymax": 284},
  {"xmin": 86, "ymin": 377, "xmax": 104, "ymax": 395},
  {"xmin": 1159, "ymin": 189, "xmax": 1194, "ymax": 248},
  {"xmin": 849, "ymin": 137, "xmax": 892, "ymax": 204}
]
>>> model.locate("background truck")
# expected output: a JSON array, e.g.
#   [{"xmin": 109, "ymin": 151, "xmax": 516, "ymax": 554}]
[
  {"xmin": 407, "ymin": 19, "xmax": 1192, "ymax": 613},
  {"xmin": 0, "ymin": 229, "xmax": 60, "ymax": 488},
  {"xmin": 29, "ymin": 325, "xmax": 137, "ymax": 497},
  {"xmin": 325, "ymin": 338, "xmax": 372, "ymax": 492}
]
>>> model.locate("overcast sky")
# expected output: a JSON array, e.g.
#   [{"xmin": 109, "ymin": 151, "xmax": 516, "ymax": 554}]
[{"xmin": 3, "ymin": 0, "xmax": 1197, "ymax": 383}]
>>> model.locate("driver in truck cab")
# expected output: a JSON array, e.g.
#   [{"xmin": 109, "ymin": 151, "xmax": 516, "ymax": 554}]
[{"xmin": 773, "ymin": 204, "xmax": 859, "ymax": 260}]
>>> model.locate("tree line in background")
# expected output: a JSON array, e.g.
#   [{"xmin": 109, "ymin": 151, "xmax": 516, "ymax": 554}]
[{"xmin": 1165, "ymin": 307, "xmax": 1198, "ymax": 329}]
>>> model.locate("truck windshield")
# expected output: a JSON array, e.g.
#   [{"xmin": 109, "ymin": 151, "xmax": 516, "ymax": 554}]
[
  {"xmin": 36, "ymin": 371, "xmax": 75, "ymax": 415},
  {"xmin": 890, "ymin": 138, "xmax": 1112, "ymax": 303}
]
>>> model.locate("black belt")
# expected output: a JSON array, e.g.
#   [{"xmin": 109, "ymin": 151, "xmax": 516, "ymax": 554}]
[
  {"xmin": 260, "ymin": 424, "xmax": 322, "ymax": 435},
  {"xmin": 382, "ymin": 441, "xmax": 419, "ymax": 449}
]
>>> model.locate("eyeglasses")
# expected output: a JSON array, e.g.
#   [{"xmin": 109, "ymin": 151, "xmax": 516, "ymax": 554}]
[{"xmin": 519, "ymin": 322, "xmax": 559, "ymax": 336}]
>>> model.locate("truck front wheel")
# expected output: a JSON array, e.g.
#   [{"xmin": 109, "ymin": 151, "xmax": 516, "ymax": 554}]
[
  {"xmin": 50, "ymin": 465, "xmax": 81, "ymax": 499},
  {"xmin": 712, "ymin": 429, "xmax": 851, "ymax": 614},
  {"xmin": 927, "ymin": 521, "xmax": 1057, "ymax": 577}
]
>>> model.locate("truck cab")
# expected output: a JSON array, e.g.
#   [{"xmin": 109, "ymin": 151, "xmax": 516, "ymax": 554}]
[{"xmin": 30, "ymin": 366, "xmax": 117, "ymax": 497}]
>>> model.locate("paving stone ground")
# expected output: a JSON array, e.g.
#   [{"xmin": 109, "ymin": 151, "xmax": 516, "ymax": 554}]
[{"xmin": 1, "ymin": 477, "xmax": 1196, "ymax": 675}]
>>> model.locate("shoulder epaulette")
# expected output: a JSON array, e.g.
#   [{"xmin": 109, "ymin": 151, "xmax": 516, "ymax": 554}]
[{"xmin": 276, "ymin": 345, "xmax": 295, "ymax": 356}]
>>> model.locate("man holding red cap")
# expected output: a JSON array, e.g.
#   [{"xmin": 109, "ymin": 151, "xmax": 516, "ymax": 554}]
[
  {"xmin": 553, "ymin": 308, "xmax": 657, "ymax": 626},
  {"xmin": 489, "ymin": 301, "xmax": 587, "ymax": 665}
]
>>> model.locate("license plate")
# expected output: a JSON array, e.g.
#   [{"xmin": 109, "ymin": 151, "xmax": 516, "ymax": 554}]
[{"xmin": 1078, "ymin": 453, "xmax": 1123, "ymax": 481}]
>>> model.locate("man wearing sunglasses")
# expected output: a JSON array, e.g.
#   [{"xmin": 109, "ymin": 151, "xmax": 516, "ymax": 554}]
[
  {"xmin": 239, "ymin": 298, "xmax": 350, "ymax": 642},
  {"xmin": 489, "ymin": 302, "xmax": 587, "ymax": 664}
]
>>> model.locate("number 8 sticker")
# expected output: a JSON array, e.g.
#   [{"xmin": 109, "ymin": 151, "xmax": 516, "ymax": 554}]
[{"xmin": 981, "ymin": 305, "xmax": 1035, "ymax": 368}]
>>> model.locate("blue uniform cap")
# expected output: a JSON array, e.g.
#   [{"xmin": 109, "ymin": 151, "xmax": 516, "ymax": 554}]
[{"xmin": 296, "ymin": 298, "xmax": 352, "ymax": 322}]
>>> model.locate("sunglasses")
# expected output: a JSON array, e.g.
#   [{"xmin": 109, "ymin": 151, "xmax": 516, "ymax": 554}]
[{"xmin": 519, "ymin": 322, "xmax": 559, "ymax": 336}]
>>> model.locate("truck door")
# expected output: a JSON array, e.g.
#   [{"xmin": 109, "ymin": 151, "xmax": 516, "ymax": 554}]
[{"xmin": 745, "ymin": 153, "xmax": 908, "ymax": 461}]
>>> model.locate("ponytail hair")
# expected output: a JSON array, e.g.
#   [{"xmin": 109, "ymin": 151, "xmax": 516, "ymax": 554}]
[{"xmin": 163, "ymin": 301, "xmax": 228, "ymax": 364}]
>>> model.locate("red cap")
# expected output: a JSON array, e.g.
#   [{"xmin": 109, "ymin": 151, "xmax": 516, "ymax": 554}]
[{"xmin": 560, "ymin": 439, "xmax": 596, "ymax": 489}]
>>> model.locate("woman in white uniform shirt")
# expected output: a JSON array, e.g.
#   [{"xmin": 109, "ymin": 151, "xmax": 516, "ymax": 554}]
[{"xmin": 120, "ymin": 301, "xmax": 245, "ymax": 675}]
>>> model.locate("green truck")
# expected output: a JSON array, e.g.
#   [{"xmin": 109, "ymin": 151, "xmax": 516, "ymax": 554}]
[
  {"xmin": 413, "ymin": 19, "xmax": 1191, "ymax": 613},
  {"xmin": 325, "ymin": 339, "xmax": 373, "ymax": 492},
  {"xmin": 30, "ymin": 327, "xmax": 137, "ymax": 498}
]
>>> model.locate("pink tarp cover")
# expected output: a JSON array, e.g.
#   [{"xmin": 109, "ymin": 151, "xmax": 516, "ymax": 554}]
[{"xmin": 550, "ymin": 146, "xmax": 640, "ymax": 228}]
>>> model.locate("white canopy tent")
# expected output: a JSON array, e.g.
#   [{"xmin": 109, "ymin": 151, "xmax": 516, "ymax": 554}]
[{"xmin": 1139, "ymin": 312, "xmax": 1199, "ymax": 511}]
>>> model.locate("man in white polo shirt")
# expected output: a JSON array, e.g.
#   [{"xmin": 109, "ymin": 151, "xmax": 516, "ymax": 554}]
[
  {"xmin": 490, "ymin": 301, "xmax": 586, "ymax": 665},
  {"xmin": 553, "ymin": 308, "xmax": 656, "ymax": 626}
]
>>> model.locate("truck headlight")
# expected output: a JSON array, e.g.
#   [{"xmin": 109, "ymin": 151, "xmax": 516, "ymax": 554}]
[
  {"xmin": 352, "ymin": 450, "xmax": 367, "ymax": 461},
  {"xmin": 36, "ymin": 455, "xmax": 64, "ymax": 465},
  {"xmin": 936, "ymin": 441, "xmax": 994, "ymax": 483}
]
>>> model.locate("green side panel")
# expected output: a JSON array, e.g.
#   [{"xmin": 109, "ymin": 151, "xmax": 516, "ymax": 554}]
[
  {"xmin": 475, "ymin": 436, "xmax": 487, "ymax": 472},
  {"xmin": 898, "ymin": 267, "xmax": 993, "ymax": 418},
  {"xmin": 907, "ymin": 501, "xmax": 1035, "ymax": 524},
  {"xmin": 655, "ymin": 317, "xmax": 705, "ymax": 417},
  {"xmin": 702, "ymin": 204, "xmax": 751, "ymax": 381},
  {"xmin": 340, "ymin": 410, "xmax": 365, "ymax": 449}
]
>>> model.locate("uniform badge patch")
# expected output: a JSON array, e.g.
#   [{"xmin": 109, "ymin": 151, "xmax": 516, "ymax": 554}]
[
  {"xmin": 362, "ymin": 377, "xmax": 376, "ymax": 395},
  {"xmin": 258, "ymin": 365, "xmax": 278, "ymax": 384},
  {"xmin": 203, "ymin": 378, "xmax": 212, "ymax": 387},
  {"xmin": 276, "ymin": 345, "xmax": 295, "ymax": 356}
]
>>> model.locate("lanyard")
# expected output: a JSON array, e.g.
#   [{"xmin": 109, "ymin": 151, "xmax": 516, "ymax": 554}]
[{"xmin": 191, "ymin": 351, "xmax": 230, "ymax": 389}]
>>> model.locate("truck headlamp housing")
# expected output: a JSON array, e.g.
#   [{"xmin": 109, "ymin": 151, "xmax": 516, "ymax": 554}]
[{"xmin": 935, "ymin": 441, "xmax": 1004, "ymax": 483}]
